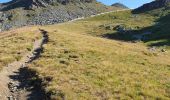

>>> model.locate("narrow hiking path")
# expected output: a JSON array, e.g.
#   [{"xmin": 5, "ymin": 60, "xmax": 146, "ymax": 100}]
[
  {"xmin": 0, "ymin": 9, "xmax": 129, "ymax": 100},
  {"xmin": 0, "ymin": 29, "xmax": 48, "ymax": 100}
]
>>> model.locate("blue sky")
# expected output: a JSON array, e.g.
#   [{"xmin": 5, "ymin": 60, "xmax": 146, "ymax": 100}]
[
  {"xmin": 0, "ymin": 0, "xmax": 154, "ymax": 9},
  {"xmin": 97, "ymin": 0, "xmax": 154, "ymax": 8}
]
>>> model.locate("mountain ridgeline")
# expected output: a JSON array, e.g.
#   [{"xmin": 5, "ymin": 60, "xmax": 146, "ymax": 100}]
[
  {"xmin": 111, "ymin": 3, "xmax": 129, "ymax": 9},
  {"xmin": 133, "ymin": 0, "xmax": 170, "ymax": 13},
  {"xmin": 0, "ymin": 0, "xmax": 127, "ymax": 31},
  {"xmin": 0, "ymin": 0, "xmax": 96, "ymax": 10}
]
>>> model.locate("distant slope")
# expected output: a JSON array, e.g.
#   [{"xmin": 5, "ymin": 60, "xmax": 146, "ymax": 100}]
[
  {"xmin": 0, "ymin": 0, "xmax": 123, "ymax": 31},
  {"xmin": 0, "ymin": 0, "xmax": 97, "ymax": 11},
  {"xmin": 131, "ymin": 0, "xmax": 170, "ymax": 47},
  {"xmin": 111, "ymin": 3, "xmax": 129, "ymax": 9},
  {"xmin": 133, "ymin": 0, "xmax": 170, "ymax": 13}
]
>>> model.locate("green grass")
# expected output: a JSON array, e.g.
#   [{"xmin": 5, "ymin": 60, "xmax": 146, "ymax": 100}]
[
  {"xmin": 141, "ymin": 6, "xmax": 170, "ymax": 47},
  {"xmin": 84, "ymin": 10, "xmax": 155, "ymax": 30},
  {"xmin": 83, "ymin": 9, "xmax": 170, "ymax": 48}
]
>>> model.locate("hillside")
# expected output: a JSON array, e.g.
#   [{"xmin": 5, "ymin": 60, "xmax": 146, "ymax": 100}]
[
  {"xmin": 131, "ymin": 0, "xmax": 170, "ymax": 48},
  {"xmin": 28, "ymin": 14, "xmax": 170, "ymax": 99},
  {"xmin": 0, "ymin": 0, "xmax": 170, "ymax": 100},
  {"xmin": 8, "ymin": 9, "xmax": 168, "ymax": 99},
  {"xmin": 0, "ymin": 0, "xmax": 125, "ymax": 31},
  {"xmin": 1, "ymin": 15, "xmax": 168, "ymax": 99},
  {"xmin": 0, "ymin": 0, "xmax": 97, "ymax": 10},
  {"xmin": 27, "ymin": 2, "xmax": 170, "ymax": 98},
  {"xmin": 133, "ymin": 0, "xmax": 170, "ymax": 13}
]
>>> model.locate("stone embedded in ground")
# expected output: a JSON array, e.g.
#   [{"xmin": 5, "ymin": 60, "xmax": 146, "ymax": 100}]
[
  {"xmin": 7, "ymin": 96, "xmax": 13, "ymax": 100},
  {"xmin": 105, "ymin": 25, "xmax": 113, "ymax": 30},
  {"xmin": 161, "ymin": 49, "xmax": 167, "ymax": 52},
  {"xmin": 148, "ymin": 47, "xmax": 157, "ymax": 52}
]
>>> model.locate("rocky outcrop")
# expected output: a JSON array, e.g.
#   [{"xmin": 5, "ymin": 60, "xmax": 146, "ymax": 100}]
[
  {"xmin": 0, "ymin": 0, "xmax": 96, "ymax": 10},
  {"xmin": 0, "ymin": 0, "xmax": 121, "ymax": 31},
  {"xmin": 133, "ymin": 0, "xmax": 170, "ymax": 13}
]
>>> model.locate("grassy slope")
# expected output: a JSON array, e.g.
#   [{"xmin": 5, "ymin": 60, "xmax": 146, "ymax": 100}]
[
  {"xmin": 86, "ymin": 9, "xmax": 170, "ymax": 49},
  {"xmin": 27, "ymin": 11, "xmax": 170, "ymax": 99},
  {"xmin": 0, "ymin": 26, "xmax": 41, "ymax": 70},
  {"xmin": 0, "ymin": 9, "xmax": 169, "ymax": 99},
  {"xmin": 143, "ymin": 7, "xmax": 170, "ymax": 48}
]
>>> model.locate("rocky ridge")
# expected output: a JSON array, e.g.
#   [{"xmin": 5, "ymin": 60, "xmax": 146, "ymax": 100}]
[
  {"xmin": 0, "ymin": 0, "xmax": 126, "ymax": 31},
  {"xmin": 133, "ymin": 0, "xmax": 170, "ymax": 13},
  {"xmin": 0, "ymin": 0, "xmax": 96, "ymax": 10}
]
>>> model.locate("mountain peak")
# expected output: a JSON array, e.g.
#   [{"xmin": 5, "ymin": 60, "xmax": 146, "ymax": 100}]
[{"xmin": 111, "ymin": 3, "xmax": 129, "ymax": 9}]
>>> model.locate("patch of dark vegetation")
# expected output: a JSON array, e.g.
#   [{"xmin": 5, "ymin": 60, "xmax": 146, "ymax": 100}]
[
  {"xmin": 46, "ymin": 88, "xmax": 65, "ymax": 100},
  {"xmin": 69, "ymin": 54, "xmax": 79, "ymax": 58},
  {"xmin": 59, "ymin": 59, "xmax": 70, "ymax": 65},
  {"xmin": 102, "ymin": 32, "xmax": 135, "ymax": 41},
  {"xmin": 27, "ymin": 47, "xmax": 32, "ymax": 51}
]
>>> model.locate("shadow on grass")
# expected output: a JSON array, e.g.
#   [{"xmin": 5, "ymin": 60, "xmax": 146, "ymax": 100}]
[
  {"xmin": 8, "ymin": 29, "xmax": 51, "ymax": 100},
  {"xmin": 9, "ymin": 67, "xmax": 50, "ymax": 100},
  {"xmin": 102, "ymin": 13, "xmax": 170, "ymax": 47}
]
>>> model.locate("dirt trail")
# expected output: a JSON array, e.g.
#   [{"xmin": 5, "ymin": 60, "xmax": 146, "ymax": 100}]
[{"xmin": 0, "ymin": 29, "xmax": 48, "ymax": 100}]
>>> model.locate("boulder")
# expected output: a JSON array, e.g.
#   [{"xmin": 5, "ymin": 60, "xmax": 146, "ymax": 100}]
[
  {"xmin": 114, "ymin": 25, "xmax": 127, "ymax": 33},
  {"xmin": 105, "ymin": 25, "xmax": 114, "ymax": 30}
]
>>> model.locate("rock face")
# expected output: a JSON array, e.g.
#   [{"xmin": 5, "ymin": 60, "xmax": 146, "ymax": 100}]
[
  {"xmin": 111, "ymin": 3, "xmax": 129, "ymax": 9},
  {"xmin": 0, "ymin": 0, "xmax": 96, "ymax": 10},
  {"xmin": 0, "ymin": 0, "xmax": 122, "ymax": 31},
  {"xmin": 133, "ymin": 0, "xmax": 170, "ymax": 13}
]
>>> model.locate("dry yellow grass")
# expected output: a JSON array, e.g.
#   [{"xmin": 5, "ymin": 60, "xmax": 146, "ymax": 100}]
[
  {"xmin": 0, "ymin": 26, "xmax": 41, "ymax": 70},
  {"xmin": 27, "ymin": 20, "xmax": 170, "ymax": 99},
  {"xmin": 0, "ymin": 10, "xmax": 169, "ymax": 100}
]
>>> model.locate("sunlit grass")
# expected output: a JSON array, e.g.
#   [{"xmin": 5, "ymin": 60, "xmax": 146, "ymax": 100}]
[
  {"xmin": 0, "ymin": 26, "xmax": 41, "ymax": 70},
  {"xmin": 0, "ymin": 10, "xmax": 169, "ymax": 99},
  {"xmin": 28, "ymin": 18, "xmax": 170, "ymax": 99}
]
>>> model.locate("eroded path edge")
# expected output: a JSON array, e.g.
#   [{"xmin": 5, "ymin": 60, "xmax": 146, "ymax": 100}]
[{"xmin": 0, "ymin": 29, "xmax": 48, "ymax": 100}]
